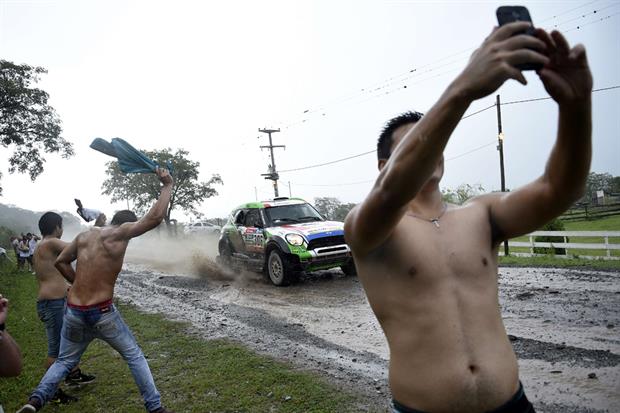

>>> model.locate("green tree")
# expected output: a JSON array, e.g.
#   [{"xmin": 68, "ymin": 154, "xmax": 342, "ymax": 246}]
[
  {"xmin": 101, "ymin": 148, "xmax": 222, "ymax": 225},
  {"xmin": 583, "ymin": 172, "xmax": 613, "ymax": 202},
  {"xmin": 609, "ymin": 176, "xmax": 620, "ymax": 195},
  {"xmin": 0, "ymin": 60, "xmax": 74, "ymax": 195},
  {"xmin": 314, "ymin": 197, "xmax": 340, "ymax": 220},
  {"xmin": 313, "ymin": 197, "xmax": 356, "ymax": 221},
  {"xmin": 441, "ymin": 183, "xmax": 485, "ymax": 205}
]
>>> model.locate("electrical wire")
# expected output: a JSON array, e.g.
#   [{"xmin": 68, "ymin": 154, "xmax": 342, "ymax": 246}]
[
  {"xmin": 274, "ymin": 1, "xmax": 618, "ymax": 130},
  {"xmin": 278, "ymin": 85, "xmax": 620, "ymax": 183}
]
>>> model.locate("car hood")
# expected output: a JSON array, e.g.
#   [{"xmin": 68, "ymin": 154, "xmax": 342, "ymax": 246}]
[{"xmin": 267, "ymin": 221, "xmax": 344, "ymax": 241}]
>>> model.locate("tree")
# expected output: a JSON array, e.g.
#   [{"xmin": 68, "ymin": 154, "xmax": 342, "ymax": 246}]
[
  {"xmin": 313, "ymin": 197, "xmax": 356, "ymax": 222},
  {"xmin": 583, "ymin": 172, "xmax": 613, "ymax": 202},
  {"xmin": 0, "ymin": 60, "xmax": 74, "ymax": 195},
  {"xmin": 611, "ymin": 176, "xmax": 620, "ymax": 195},
  {"xmin": 441, "ymin": 183, "xmax": 485, "ymax": 205},
  {"xmin": 101, "ymin": 148, "xmax": 222, "ymax": 224}
]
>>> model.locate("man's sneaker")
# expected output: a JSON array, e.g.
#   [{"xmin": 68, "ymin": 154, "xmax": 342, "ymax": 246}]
[
  {"xmin": 50, "ymin": 388, "xmax": 78, "ymax": 404},
  {"xmin": 65, "ymin": 368, "xmax": 96, "ymax": 386},
  {"xmin": 16, "ymin": 398, "xmax": 42, "ymax": 412},
  {"xmin": 150, "ymin": 408, "xmax": 176, "ymax": 413}
]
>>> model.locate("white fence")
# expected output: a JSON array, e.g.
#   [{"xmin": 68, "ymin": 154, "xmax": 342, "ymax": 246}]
[{"xmin": 504, "ymin": 231, "xmax": 620, "ymax": 260}]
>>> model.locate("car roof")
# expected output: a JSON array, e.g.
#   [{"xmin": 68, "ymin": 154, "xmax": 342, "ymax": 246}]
[{"xmin": 233, "ymin": 197, "xmax": 307, "ymax": 210}]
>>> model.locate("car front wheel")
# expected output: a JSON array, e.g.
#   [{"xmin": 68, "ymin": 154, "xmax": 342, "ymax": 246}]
[
  {"xmin": 266, "ymin": 248, "xmax": 295, "ymax": 286},
  {"xmin": 217, "ymin": 240, "xmax": 233, "ymax": 267}
]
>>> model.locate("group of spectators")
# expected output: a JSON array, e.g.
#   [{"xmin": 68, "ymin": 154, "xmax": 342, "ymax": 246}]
[{"xmin": 9, "ymin": 234, "xmax": 40, "ymax": 272}]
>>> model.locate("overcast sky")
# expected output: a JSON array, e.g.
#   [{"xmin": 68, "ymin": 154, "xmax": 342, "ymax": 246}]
[{"xmin": 1, "ymin": 0, "xmax": 619, "ymax": 221}]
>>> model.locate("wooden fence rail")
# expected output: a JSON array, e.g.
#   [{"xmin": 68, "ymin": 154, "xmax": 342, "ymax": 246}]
[{"xmin": 502, "ymin": 231, "xmax": 620, "ymax": 260}]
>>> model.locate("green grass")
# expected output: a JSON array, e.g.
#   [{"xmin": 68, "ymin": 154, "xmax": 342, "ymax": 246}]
[
  {"xmin": 563, "ymin": 214, "xmax": 620, "ymax": 231},
  {"xmin": 0, "ymin": 259, "xmax": 359, "ymax": 412}
]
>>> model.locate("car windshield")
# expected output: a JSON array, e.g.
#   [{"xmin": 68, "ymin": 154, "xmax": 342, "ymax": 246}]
[{"xmin": 264, "ymin": 203, "xmax": 324, "ymax": 226}]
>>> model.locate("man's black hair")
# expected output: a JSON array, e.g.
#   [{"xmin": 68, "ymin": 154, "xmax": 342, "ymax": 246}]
[
  {"xmin": 111, "ymin": 210, "xmax": 138, "ymax": 226},
  {"xmin": 377, "ymin": 111, "xmax": 424, "ymax": 160},
  {"xmin": 39, "ymin": 212, "xmax": 63, "ymax": 236}
]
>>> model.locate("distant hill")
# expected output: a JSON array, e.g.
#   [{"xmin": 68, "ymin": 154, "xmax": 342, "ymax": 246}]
[{"xmin": 0, "ymin": 203, "xmax": 85, "ymax": 240}]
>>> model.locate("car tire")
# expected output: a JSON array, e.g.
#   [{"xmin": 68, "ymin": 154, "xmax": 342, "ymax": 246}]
[
  {"xmin": 217, "ymin": 239, "xmax": 233, "ymax": 267},
  {"xmin": 266, "ymin": 248, "xmax": 296, "ymax": 286},
  {"xmin": 341, "ymin": 260, "xmax": 357, "ymax": 276}
]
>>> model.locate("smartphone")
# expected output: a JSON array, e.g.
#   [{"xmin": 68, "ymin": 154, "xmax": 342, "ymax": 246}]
[{"xmin": 496, "ymin": 6, "xmax": 542, "ymax": 71}]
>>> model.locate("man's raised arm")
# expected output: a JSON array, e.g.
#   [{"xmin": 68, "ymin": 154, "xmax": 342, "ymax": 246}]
[
  {"xmin": 483, "ymin": 29, "xmax": 592, "ymax": 243},
  {"xmin": 116, "ymin": 167, "xmax": 174, "ymax": 240},
  {"xmin": 55, "ymin": 237, "xmax": 78, "ymax": 283},
  {"xmin": 345, "ymin": 22, "xmax": 549, "ymax": 255}
]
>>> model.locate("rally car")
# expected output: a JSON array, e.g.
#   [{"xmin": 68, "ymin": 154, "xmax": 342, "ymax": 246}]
[{"xmin": 217, "ymin": 197, "xmax": 355, "ymax": 286}]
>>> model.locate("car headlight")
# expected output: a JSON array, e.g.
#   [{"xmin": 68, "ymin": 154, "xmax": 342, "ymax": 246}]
[{"xmin": 285, "ymin": 233, "xmax": 305, "ymax": 246}]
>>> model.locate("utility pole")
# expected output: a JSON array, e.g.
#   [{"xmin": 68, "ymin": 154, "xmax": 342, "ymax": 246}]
[
  {"xmin": 258, "ymin": 128, "xmax": 285, "ymax": 198},
  {"xmin": 496, "ymin": 94, "xmax": 509, "ymax": 257}
]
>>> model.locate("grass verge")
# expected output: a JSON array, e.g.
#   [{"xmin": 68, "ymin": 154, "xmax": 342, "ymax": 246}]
[{"xmin": 0, "ymin": 262, "xmax": 358, "ymax": 413}]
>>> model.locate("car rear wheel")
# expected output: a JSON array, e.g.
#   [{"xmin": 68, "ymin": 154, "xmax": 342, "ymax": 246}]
[
  {"xmin": 341, "ymin": 260, "xmax": 357, "ymax": 276},
  {"xmin": 266, "ymin": 248, "xmax": 295, "ymax": 286}
]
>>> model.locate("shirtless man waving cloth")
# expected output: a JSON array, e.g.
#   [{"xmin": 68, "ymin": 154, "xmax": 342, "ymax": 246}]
[
  {"xmin": 19, "ymin": 168, "xmax": 175, "ymax": 413},
  {"xmin": 344, "ymin": 23, "xmax": 592, "ymax": 413}
]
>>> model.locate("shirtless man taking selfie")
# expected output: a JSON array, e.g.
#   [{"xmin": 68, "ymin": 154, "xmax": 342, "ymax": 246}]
[
  {"xmin": 345, "ymin": 23, "xmax": 592, "ymax": 413},
  {"xmin": 19, "ymin": 168, "xmax": 176, "ymax": 413}
]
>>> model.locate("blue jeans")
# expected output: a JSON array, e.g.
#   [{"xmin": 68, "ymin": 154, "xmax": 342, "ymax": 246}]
[
  {"xmin": 36, "ymin": 298, "xmax": 66, "ymax": 358},
  {"xmin": 30, "ymin": 303, "xmax": 162, "ymax": 412}
]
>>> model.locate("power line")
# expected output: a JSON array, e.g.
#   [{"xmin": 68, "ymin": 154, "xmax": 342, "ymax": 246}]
[
  {"xmin": 279, "ymin": 150, "xmax": 376, "ymax": 173},
  {"xmin": 551, "ymin": 2, "xmax": 619, "ymax": 28},
  {"xmin": 279, "ymin": 85, "xmax": 620, "ymax": 177},
  {"xmin": 564, "ymin": 10, "xmax": 620, "ymax": 33},
  {"xmin": 445, "ymin": 141, "xmax": 497, "ymax": 162},
  {"xmin": 501, "ymin": 85, "xmax": 620, "ymax": 106},
  {"xmin": 293, "ymin": 179, "xmax": 375, "ymax": 187},
  {"xmin": 275, "ymin": 1, "xmax": 615, "ymax": 130},
  {"xmin": 279, "ymin": 101, "xmax": 499, "ymax": 174},
  {"xmin": 538, "ymin": 0, "xmax": 601, "ymax": 23}
]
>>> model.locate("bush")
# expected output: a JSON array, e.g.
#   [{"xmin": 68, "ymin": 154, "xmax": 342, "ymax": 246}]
[
  {"xmin": 534, "ymin": 218, "xmax": 567, "ymax": 255},
  {"xmin": 0, "ymin": 225, "xmax": 16, "ymax": 249}
]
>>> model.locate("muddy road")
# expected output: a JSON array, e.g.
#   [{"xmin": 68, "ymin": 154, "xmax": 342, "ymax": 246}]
[{"xmin": 117, "ymin": 236, "xmax": 620, "ymax": 412}]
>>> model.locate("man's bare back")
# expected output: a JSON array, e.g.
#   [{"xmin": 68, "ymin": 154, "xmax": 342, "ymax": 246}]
[
  {"xmin": 67, "ymin": 227, "xmax": 130, "ymax": 306},
  {"xmin": 34, "ymin": 237, "xmax": 70, "ymax": 301},
  {"xmin": 346, "ymin": 24, "xmax": 592, "ymax": 412}
]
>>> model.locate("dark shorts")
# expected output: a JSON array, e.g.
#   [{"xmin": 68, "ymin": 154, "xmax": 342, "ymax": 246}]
[
  {"xmin": 36, "ymin": 298, "xmax": 67, "ymax": 358},
  {"xmin": 392, "ymin": 382, "xmax": 535, "ymax": 413},
  {"xmin": 18, "ymin": 255, "xmax": 27, "ymax": 264}
]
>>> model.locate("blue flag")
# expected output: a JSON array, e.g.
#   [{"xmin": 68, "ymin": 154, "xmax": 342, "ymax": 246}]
[{"xmin": 90, "ymin": 138, "xmax": 173, "ymax": 175}]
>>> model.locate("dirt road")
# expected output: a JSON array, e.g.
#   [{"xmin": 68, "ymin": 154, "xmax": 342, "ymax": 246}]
[{"xmin": 117, "ymin": 238, "xmax": 620, "ymax": 412}]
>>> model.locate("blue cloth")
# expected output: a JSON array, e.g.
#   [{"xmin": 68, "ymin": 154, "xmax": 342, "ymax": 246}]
[
  {"xmin": 36, "ymin": 298, "xmax": 67, "ymax": 358},
  {"xmin": 30, "ymin": 304, "xmax": 162, "ymax": 412},
  {"xmin": 90, "ymin": 138, "xmax": 173, "ymax": 175}
]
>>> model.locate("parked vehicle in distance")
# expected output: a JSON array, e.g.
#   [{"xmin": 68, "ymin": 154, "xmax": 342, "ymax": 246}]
[
  {"xmin": 217, "ymin": 197, "xmax": 355, "ymax": 286},
  {"xmin": 185, "ymin": 221, "xmax": 221, "ymax": 235}
]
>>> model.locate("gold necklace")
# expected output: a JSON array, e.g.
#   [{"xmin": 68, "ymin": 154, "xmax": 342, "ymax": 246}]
[{"xmin": 406, "ymin": 203, "xmax": 448, "ymax": 228}]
